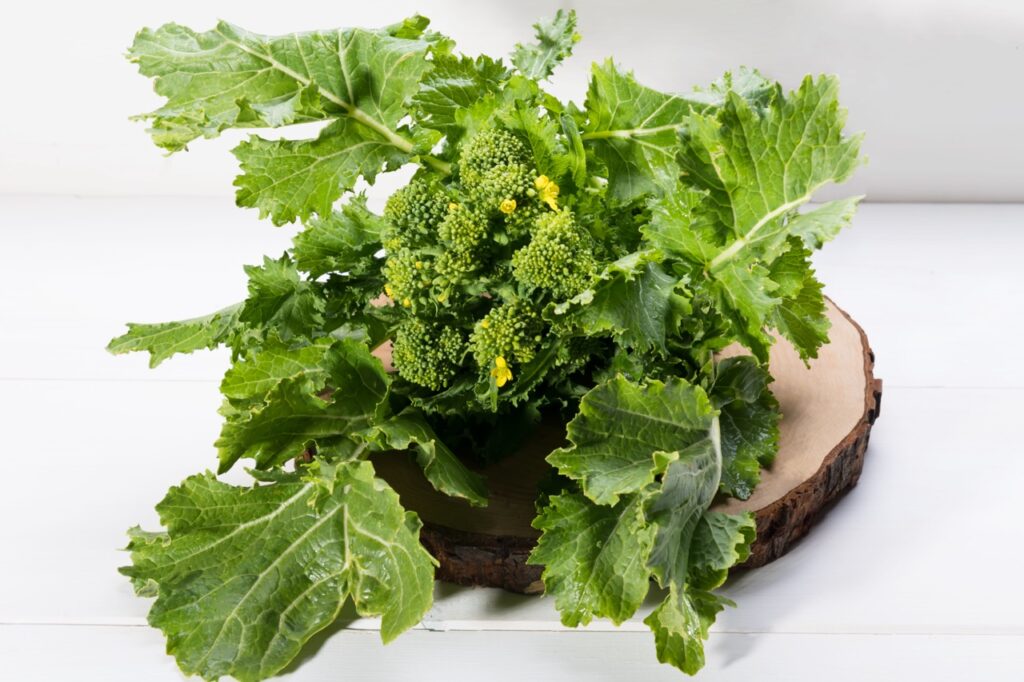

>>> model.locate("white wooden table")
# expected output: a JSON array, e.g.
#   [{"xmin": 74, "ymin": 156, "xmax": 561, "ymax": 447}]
[{"xmin": 1, "ymin": 197, "xmax": 1022, "ymax": 680}]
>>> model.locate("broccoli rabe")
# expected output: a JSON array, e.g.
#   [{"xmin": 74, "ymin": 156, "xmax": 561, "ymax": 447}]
[
  {"xmin": 391, "ymin": 318, "xmax": 466, "ymax": 390},
  {"xmin": 470, "ymin": 302, "xmax": 543, "ymax": 370},
  {"xmin": 512, "ymin": 209, "xmax": 597, "ymax": 299}
]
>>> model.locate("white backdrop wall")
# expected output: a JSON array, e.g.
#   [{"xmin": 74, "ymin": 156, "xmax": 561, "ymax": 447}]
[{"xmin": 0, "ymin": 0, "xmax": 1020, "ymax": 203}]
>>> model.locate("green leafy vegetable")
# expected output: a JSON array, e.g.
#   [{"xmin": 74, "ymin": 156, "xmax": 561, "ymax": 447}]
[
  {"xmin": 122, "ymin": 461, "xmax": 435, "ymax": 681},
  {"xmin": 114, "ymin": 10, "xmax": 863, "ymax": 679}
]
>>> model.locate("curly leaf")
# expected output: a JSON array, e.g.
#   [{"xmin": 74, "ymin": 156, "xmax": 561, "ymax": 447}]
[
  {"xmin": 291, "ymin": 195, "xmax": 389, "ymax": 278},
  {"xmin": 511, "ymin": 10, "xmax": 578, "ymax": 81},
  {"xmin": 122, "ymin": 461, "xmax": 435, "ymax": 682},
  {"xmin": 372, "ymin": 408, "xmax": 488, "ymax": 506},
  {"xmin": 411, "ymin": 54, "xmax": 509, "ymax": 134},
  {"xmin": 645, "ymin": 586, "xmax": 730, "ymax": 675},
  {"xmin": 216, "ymin": 339, "xmax": 388, "ymax": 472},
  {"xmin": 710, "ymin": 356, "xmax": 780, "ymax": 499},
  {"xmin": 529, "ymin": 492, "xmax": 654, "ymax": 626},
  {"xmin": 768, "ymin": 237, "xmax": 831, "ymax": 360},
  {"xmin": 106, "ymin": 303, "xmax": 243, "ymax": 367},
  {"xmin": 548, "ymin": 375, "xmax": 716, "ymax": 505},
  {"xmin": 240, "ymin": 255, "xmax": 325, "ymax": 340},
  {"xmin": 129, "ymin": 21, "xmax": 434, "ymax": 223}
]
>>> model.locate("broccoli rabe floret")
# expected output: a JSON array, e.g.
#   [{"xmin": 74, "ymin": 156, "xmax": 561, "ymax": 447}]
[
  {"xmin": 383, "ymin": 180, "xmax": 450, "ymax": 243},
  {"xmin": 470, "ymin": 303, "xmax": 543, "ymax": 372},
  {"xmin": 512, "ymin": 209, "xmax": 597, "ymax": 300},
  {"xmin": 382, "ymin": 249, "xmax": 433, "ymax": 309},
  {"xmin": 438, "ymin": 204, "xmax": 489, "ymax": 252},
  {"xmin": 460, "ymin": 129, "xmax": 531, "ymax": 175},
  {"xmin": 391, "ymin": 318, "xmax": 465, "ymax": 390},
  {"xmin": 459, "ymin": 130, "xmax": 538, "ymax": 215},
  {"xmin": 466, "ymin": 163, "xmax": 535, "ymax": 214}
]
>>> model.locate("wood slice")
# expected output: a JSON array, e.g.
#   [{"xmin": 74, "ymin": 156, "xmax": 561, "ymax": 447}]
[{"xmin": 371, "ymin": 299, "xmax": 882, "ymax": 594}]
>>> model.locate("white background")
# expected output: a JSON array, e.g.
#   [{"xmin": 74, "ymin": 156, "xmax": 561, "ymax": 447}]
[
  {"xmin": 0, "ymin": 0, "xmax": 1022, "ymax": 203},
  {"xmin": 1, "ymin": 1, "xmax": 1023, "ymax": 680}
]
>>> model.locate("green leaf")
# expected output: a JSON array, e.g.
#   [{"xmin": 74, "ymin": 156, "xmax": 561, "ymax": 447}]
[
  {"xmin": 292, "ymin": 194, "xmax": 389, "ymax": 278},
  {"xmin": 644, "ymin": 510, "xmax": 753, "ymax": 674},
  {"xmin": 688, "ymin": 511, "xmax": 756, "ymax": 590},
  {"xmin": 646, "ymin": 420, "xmax": 722, "ymax": 588},
  {"xmin": 107, "ymin": 303, "xmax": 243, "ymax": 367},
  {"xmin": 220, "ymin": 337, "xmax": 332, "ymax": 403},
  {"xmin": 548, "ymin": 375, "xmax": 716, "ymax": 505},
  {"xmin": 645, "ymin": 586, "xmax": 730, "ymax": 675},
  {"xmin": 122, "ymin": 461, "xmax": 435, "ymax": 681},
  {"xmin": 709, "ymin": 261, "xmax": 779, "ymax": 361},
  {"xmin": 129, "ymin": 21, "xmax": 435, "ymax": 224},
  {"xmin": 768, "ymin": 237, "xmax": 831, "ymax": 360},
  {"xmin": 683, "ymin": 67, "xmax": 774, "ymax": 113},
  {"xmin": 582, "ymin": 61, "xmax": 695, "ymax": 202},
  {"xmin": 498, "ymin": 104, "xmax": 569, "ymax": 180},
  {"xmin": 510, "ymin": 10, "xmax": 579, "ymax": 81},
  {"xmin": 644, "ymin": 186, "xmax": 724, "ymax": 263},
  {"xmin": 787, "ymin": 196, "xmax": 862, "ymax": 250},
  {"xmin": 570, "ymin": 257, "xmax": 682, "ymax": 352},
  {"xmin": 241, "ymin": 255, "xmax": 325, "ymax": 340},
  {"xmin": 128, "ymin": 21, "xmax": 429, "ymax": 150},
  {"xmin": 683, "ymin": 75, "xmax": 863, "ymax": 269},
  {"xmin": 411, "ymin": 54, "xmax": 509, "ymax": 134},
  {"xmin": 709, "ymin": 356, "xmax": 780, "ymax": 499},
  {"xmin": 216, "ymin": 339, "xmax": 388, "ymax": 472},
  {"xmin": 233, "ymin": 118, "xmax": 409, "ymax": 225},
  {"xmin": 372, "ymin": 408, "xmax": 488, "ymax": 506},
  {"xmin": 529, "ymin": 492, "xmax": 654, "ymax": 626}
]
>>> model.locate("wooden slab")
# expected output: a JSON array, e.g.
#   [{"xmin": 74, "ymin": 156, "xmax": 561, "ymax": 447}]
[{"xmin": 372, "ymin": 299, "xmax": 882, "ymax": 593}]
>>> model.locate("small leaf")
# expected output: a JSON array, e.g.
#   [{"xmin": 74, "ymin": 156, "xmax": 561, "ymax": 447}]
[{"xmin": 511, "ymin": 10, "xmax": 579, "ymax": 81}]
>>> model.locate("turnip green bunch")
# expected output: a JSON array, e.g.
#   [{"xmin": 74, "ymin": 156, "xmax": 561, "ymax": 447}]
[{"xmin": 110, "ymin": 10, "xmax": 863, "ymax": 680}]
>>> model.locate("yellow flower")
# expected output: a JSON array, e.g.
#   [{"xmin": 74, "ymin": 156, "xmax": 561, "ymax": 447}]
[
  {"xmin": 499, "ymin": 198, "xmax": 517, "ymax": 214},
  {"xmin": 480, "ymin": 318, "xmax": 490, "ymax": 329},
  {"xmin": 402, "ymin": 298, "xmax": 412, "ymax": 307},
  {"xmin": 534, "ymin": 175, "xmax": 560, "ymax": 210},
  {"xmin": 384, "ymin": 283, "xmax": 394, "ymax": 298},
  {"xmin": 415, "ymin": 260, "xmax": 423, "ymax": 270},
  {"xmin": 490, "ymin": 356, "xmax": 513, "ymax": 387},
  {"xmin": 448, "ymin": 202, "xmax": 459, "ymax": 212}
]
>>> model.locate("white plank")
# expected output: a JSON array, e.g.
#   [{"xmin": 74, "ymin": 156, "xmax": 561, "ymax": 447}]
[
  {"xmin": 0, "ymin": 195, "xmax": 292, "ymax": 382},
  {"xmin": 1, "ymin": 624, "xmax": 1019, "ymax": 682},
  {"xmin": 3, "ymin": 380, "xmax": 1023, "ymax": 639},
  {"xmin": 812, "ymin": 203, "xmax": 1024, "ymax": 388}
]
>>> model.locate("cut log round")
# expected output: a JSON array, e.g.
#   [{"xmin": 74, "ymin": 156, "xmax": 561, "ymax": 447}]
[{"xmin": 371, "ymin": 299, "xmax": 882, "ymax": 594}]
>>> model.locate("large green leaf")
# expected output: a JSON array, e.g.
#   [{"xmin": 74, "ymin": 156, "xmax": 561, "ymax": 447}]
[
  {"xmin": 709, "ymin": 356, "xmax": 780, "ymax": 499},
  {"xmin": 768, "ymin": 237, "xmax": 831, "ymax": 360},
  {"xmin": 529, "ymin": 492, "xmax": 654, "ymax": 626},
  {"xmin": 566, "ymin": 256, "xmax": 684, "ymax": 353},
  {"xmin": 220, "ymin": 337, "xmax": 332, "ymax": 403},
  {"xmin": 582, "ymin": 61, "xmax": 694, "ymax": 203},
  {"xmin": 122, "ymin": 461, "xmax": 435, "ymax": 682},
  {"xmin": 291, "ymin": 195, "xmax": 389, "ymax": 278},
  {"xmin": 646, "ymin": 419, "xmax": 722, "ymax": 587},
  {"xmin": 548, "ymin": 375, "xmax": 716, "ymax": 505},
  {"xmin": 510, "ymin": 10, "xmax": 578, "ymax": 81},
  {"xmin": 216, "ymin": 339, "xmax": 388, "ymax": 472},
  {"xmin": 411, "ymin": 54, "xmax": 509, "ymax": 134},
  {"xmin": 240, "ymin": 255, "xmax": 325, "ymax": 341},
  {"xmin": 371, "ymin": 408, "xmax": 488, "ymax": 507},
  {"xmin": 129, "ymin": 21, "xmax": 437, "ymax": 224},
  {"xmin": 682, "ymin": 75, "xmax": 863, "ymax": 268},
  {"xmin": 645, "ymin": 586, "xmax": 730, "ymax": 675},
  {"xmin": 106, "ymin": 303, "xmax": 242, "ymax": 367}
]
